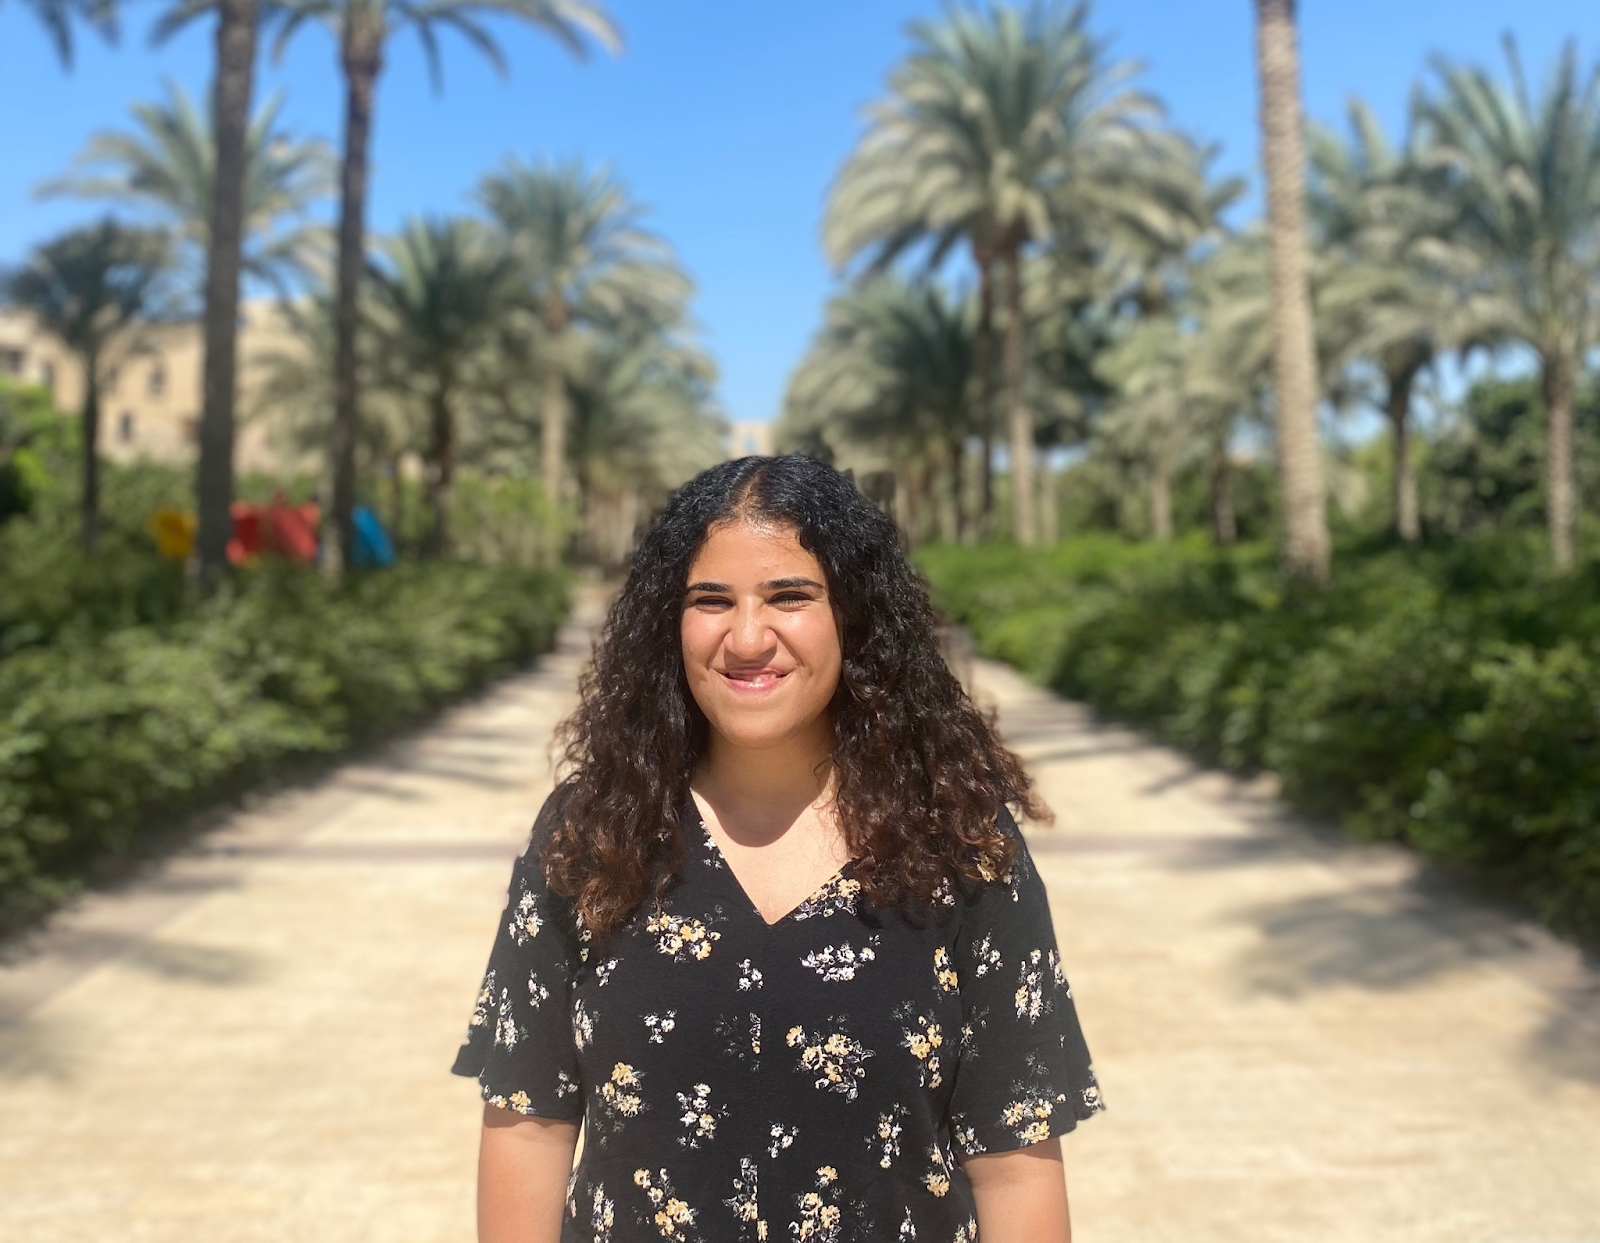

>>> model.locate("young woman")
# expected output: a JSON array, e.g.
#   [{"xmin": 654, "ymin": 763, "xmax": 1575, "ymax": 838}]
[{"xmin": 452, "ymin": 455, "xmax": 1102, "ymax": 1243}]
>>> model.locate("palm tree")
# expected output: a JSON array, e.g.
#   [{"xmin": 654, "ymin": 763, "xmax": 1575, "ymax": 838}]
[
  {"xmin": 826, "ymin": 1, "xmax": 1199, "ymax": 544},
  {"xmin": 1413, "ymin": 39, "xmax": 1600, "ymax": 569},
  {"xmin": 478, "ymin": 157, "xmax": 690, "ymax": 524},
  {"xmin": 1253, "ymin": 0, "xmax": 1330, "ymax": 582},
  {"xmin": 271, "ymin": 0, "xmax": 619, "ymax": 574},
  {"xmin": 148, "ymin": 0, "xmax": 268, "ymax": 582},
  {"xmin": 3, "ymin": 221, "xmax": 170, "ymax": 549},
  {"xmin": 365, "ymin": 216, "xmax": 515, "ymax": 555},
  {"xmin": 6, "ymin": 0, "xmax": 116, "ymax": 65},
  {"xmin": 41, "ymin": 80, "xmax": 332, "ymax": 296}
]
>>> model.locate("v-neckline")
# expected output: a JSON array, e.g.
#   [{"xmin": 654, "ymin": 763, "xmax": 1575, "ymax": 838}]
[{"xmin": 688, "ymin": 797, "xmax": 855, "ymax": 929}]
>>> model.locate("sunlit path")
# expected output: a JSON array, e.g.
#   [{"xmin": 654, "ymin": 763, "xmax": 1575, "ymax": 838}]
[
  {"xmin": 3, "ymin": 603, "xmax": 1599, "ymax": 1242},
  {"xmin": 978, "ymin": 658, "xmax": 1600, "ymax": 1242}
]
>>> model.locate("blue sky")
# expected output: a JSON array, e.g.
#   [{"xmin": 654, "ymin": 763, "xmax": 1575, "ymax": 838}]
[{"xmin": 0, "ymin": 1, "xmax": 1591, "ymax": 426}]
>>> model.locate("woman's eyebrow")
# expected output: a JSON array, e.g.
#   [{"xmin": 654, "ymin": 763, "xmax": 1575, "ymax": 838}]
[{"xmin": 683, "ymin": 577, "xmax": 825, "ymax": 593}]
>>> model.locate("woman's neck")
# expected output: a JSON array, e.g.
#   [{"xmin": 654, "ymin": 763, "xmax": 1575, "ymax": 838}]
[{"xmin": 693, "ymin": 720, "xmax": 835, "ymax": 847}]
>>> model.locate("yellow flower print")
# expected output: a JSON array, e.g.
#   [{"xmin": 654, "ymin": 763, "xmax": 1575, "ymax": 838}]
[
  {"xmin": 922, "ymin": 1145, "xmax": 953, "ymax": 1197},
  {"xmin": 900, "ymin": 1013, "xmax": 945, "ymax": 1089},
  {"xmin": 507, "ymin": 888, "xmax": 542, "ymax": 945},
  {"xmin": 934, "ymin": 946, "xmax": 959, "ymax": 993},
  {"xmin": 633, "ymin": 1168, "xmax": 697, "ymax": 1238},
  {"xmin": 787, "ymin": 1023, "xmax": 873, "ymax": 1101},
  {"xmin": 646, "ymin": 910, "xmax": 722, "ymax": 962}
]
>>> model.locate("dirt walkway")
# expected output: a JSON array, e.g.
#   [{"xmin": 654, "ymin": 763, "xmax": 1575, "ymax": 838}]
[{"xmin": 2, "ymin": 597, "xmax": 1597, "ymax": 1242}]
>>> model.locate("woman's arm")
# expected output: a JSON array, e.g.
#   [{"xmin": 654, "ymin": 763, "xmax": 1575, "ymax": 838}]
[
  {"xmin": 963, "ymin": 1139, "xmax": 1072, "ymax": 1243},
  {"xmin": 477, "ymin": 1104, "xmax": 581, "ymax": 1243}
]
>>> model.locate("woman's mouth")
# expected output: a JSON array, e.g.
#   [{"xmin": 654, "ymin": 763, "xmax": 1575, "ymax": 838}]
[{"xmin": 718, "ymin": 667, "xmax": 790, "ymax": 692}]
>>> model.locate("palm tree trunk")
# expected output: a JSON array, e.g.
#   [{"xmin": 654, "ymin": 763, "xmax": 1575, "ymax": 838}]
[
  {"xmin": 329, "ymin": 33, "xmax": 382, "ymax": 578},
  {"xmin": 1254, "ymin": 0, "xmax": 1330, "ymax": 583},
  {"xmin": 1386, "ymin": 367, "xmax": 1419, "ymax": 544},
  {"xmin": 973, "ymin": 246, "xmax": 996, "ymax": 538},
  {"xmin": 80, "ymin": 357, "xmax": 101, "ymax": 551},
  {"xmin": 1211, "ymin": 436, "xmax": 1237, "ymax": 546},
  {"xmin": 947, "ymin": 433, "xmax": 967, "ymax": 543},
  {"xmin": 1002, "ymin": 244, "xmax": 1034, "ymax": 546},
  {"xmin": 1037, "ymin": 451, "xmax": 1058, "ymax": 545},
  {"xmin": 195, "ymin": 0, "xmax": 258, "ymax": 587},
  {"xmin": 541, "ymin": 325, "xmax": 568, "ymax": 542},
  {"xmin": 1544, "ymin": 352, "xmax": 1577, "ymax": 569},
  {"xmin": 424, "ymin": 390, "xmax": 452, "ymax": 557},
  {"xmin": 1149, "ymin": 459, "xmax": 1174, "ymax": 541}
]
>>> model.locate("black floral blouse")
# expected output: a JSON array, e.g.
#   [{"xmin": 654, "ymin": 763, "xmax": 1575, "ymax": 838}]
[{"xmin": 452, "ymin": 787, "xmax": 1103, "ymax": 1242}]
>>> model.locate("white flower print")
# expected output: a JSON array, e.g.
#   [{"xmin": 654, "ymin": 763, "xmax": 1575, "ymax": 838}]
[
  {"xmin": 700, "ymin": 829, "xmax": 726, "ymax": 870},
  {"xmin": 899, "ymin": 1010, "xmax": 945, "ymax": 1089},
  {"xmin": 576, "ymin": 912, "xmax": 593, "ymax": 964},
  {"xmin": 786, "ymin": 1023, "xmax": 873, "ymax": 1101},
  {"xmin": 633, "ymin": 1168, "xmax": 698, "ymax": 1239},
  {"xmin": 590, "ymin": 1184, "xmax": 616, "ymax": 1243},
  {"xmin": 646, "ymin": 909, "xmax": 721, "ymax": 962},
  {"xmin": 508, "ymin": 888, "xmax": 542, "ymax": 945},
  {"xmin": 527, "ymin": 971, "xmax": 551, "ymax": 1009},
  {"xmin": 972, "ymin": 933, "xmax": 1002, "ymax": 978},
  {"xmin": 556, "ymin": 1070, "xmax": 580, "ymax": 1099},
  {"xmin": 573, "ymin": 998, "xmax": 595, "ymax": 1050},
  {"xmin": 645, "ymin": 1010, "xmax": 678, "ymax": 1044},
  {"xmin": 1015, "ymin": 949, "xmax": 1049, "ymax": 1023},
  {"xmin": 675, "ymin": 1083, "xmax": 727, "ymax": 1149},
  {"xmin": 933, "ymin": 946, "xmax": 959, "ymax": 994},
  {"xmin": 789, "ymin": 875, "xmax": 862, "ymax": 921},
  {"xmin": 800, "ymin": 937, "xmax": 879, "ymax": 982},
  {"xmin": 595, "ymin": 956, "xmax": 621, "ymax": 986},
  {"xmin": 898, "ymin": 1208, "xmax": 917, "ymax": 1240},
  {"xmin": 737, "ymin": 958, "xmax": 764, "ymax": 991},
  {"xmin": 951, "ymin": 1120, "xmax": 981, "ymax": 1154},
  {"xmin": 931, "ymin": 875, "xmax": 957, "ymax": 908},
  {"xmin": 1049, "ymin": 948, "xmax": 1068, "ymax": 988},
  {"xmin": 468, "ymin": 969, "xmax": 496, "ymax": 1029},
  {"xmin": 750, "ymin": 1013, "xmax": 762, "ymax": 1056},
  {"xmin": 921, "ymin": 1145, "xmax": 954, "ymax": 1198},
  {"xmin": 953, "ymin": 1218, "xmax": 978, "ymax": 1243},
  {"xmin": 788, "ymin": 1166, "xmax": 844, "ymax": 1243},
  {"xmin": 723, "ymin": 1157, "xmax": 760, "ymax": 1233},
  {"xmin": 597, "ymin": 1062, "xmax": 647, "ymax": 1132},
  {"xmin": 768, "ymin": 1123, "xmax": 798, "ymax": 1158},
  {"xmin": 870, "ymin": 1106, "xmax": 905, "ymax": 1169},
  {"xmin": 493, "ymin": 986, "xmax": 518, "ymax": 1050},
  {"xmin": 1082, "ymin": 1075, "xmax": 1104, "ymax": 1113},
  {"xmin": 487, "ymin": 1088, "xmax": 533, "ymax": 1114}
]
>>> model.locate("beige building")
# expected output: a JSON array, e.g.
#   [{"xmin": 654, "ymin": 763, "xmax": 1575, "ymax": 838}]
[
  {"xmin": 0, "ymin": 301, "xmax": 307, "ymax": 474},
  {"xmin": 726, "ymin": 421, "xmax": 774, "ymax": 459}
]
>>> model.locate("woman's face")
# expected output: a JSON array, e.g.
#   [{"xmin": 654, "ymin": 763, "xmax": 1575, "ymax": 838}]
[{"xmin": 681, "ymin": 519, "xmax": 843, "ymax": 752}]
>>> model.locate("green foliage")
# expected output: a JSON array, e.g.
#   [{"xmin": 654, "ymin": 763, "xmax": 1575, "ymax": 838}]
[
  {"xmin": 917, "ymin": 536, "xmax": 1600, "ymax": 938},
  {"xmin": 0, "ymin": 561, "xmax": 567, "ymax": 932}
]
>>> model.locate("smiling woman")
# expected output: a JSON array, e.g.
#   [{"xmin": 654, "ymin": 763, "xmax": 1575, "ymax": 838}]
[{"xmin": 453, "ymin": 455, "xmax": 1103, "ymax": 1243}]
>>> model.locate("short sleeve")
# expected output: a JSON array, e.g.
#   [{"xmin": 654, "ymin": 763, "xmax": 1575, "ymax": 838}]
[
  {"xmin": 450, "ymin": 787, "xmax": 584, "ymax": 1118},
  {"xmin": 946, "ymin": 809, "xmax": 1104, "ymax": 1156}
]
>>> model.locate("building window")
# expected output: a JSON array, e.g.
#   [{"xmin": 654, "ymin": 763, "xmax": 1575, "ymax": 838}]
[
  {"xmin": 147, "ymin": 362, "xmax": 166, "ymax": 397},
  {"xmin": 104, "ymin": 364, "xmax": 119, "ymax": 393},
  {"xmin": 119, "ymin": 412, "xmax": 135, "ymax": 443},
  {"xmin": 0, "ymin": 348, "xmax": 22, "ymax": 376},
  {"xmin": 182, "ymin": 416, "xmax": 198, "ymax": 444}
]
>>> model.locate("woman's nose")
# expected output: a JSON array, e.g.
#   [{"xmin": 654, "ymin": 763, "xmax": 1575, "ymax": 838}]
[{"xmin": 726, "ymin": 600, "xmax": 773, "ymax": 655}]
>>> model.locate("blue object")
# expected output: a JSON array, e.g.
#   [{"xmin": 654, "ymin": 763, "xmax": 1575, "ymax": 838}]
[{"xmin": 352, "ymin": 504, "xmax": 396, "ymax": 567}]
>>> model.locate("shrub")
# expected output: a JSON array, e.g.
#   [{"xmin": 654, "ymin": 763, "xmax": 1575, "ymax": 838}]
[
  {"xmin": 916, "ymin": 536, "xmax": 1600, "ymax": 939},
  {"xmin": 0, "ymin": 562, "xmax": 567, "ymax": 932}
]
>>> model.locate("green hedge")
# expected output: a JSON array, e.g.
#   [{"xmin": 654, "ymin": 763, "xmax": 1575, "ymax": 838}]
[
  {"xmin": 0, "ymin": 563, "xmax": 567, "ymax": 932},
  {"xmin": 917, "ymin": 535, "xmax": 1600, "ymax": 939}
]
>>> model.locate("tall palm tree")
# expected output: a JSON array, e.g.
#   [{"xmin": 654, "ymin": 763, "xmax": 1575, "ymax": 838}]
[
  {"xmin": 6, "ymin": 0, "xmax": 116, "ymax": 65},
  {"xmin": 478, "ymin": 157, "xmax": 690, "ymax": 522},
  {"xmin": 1253, "ymin": 0, "xmax": 1330, "ymax": 582},
  {"xmin": 826, "ymin": 1, "xmax": 1198, "ymax": 544},
  {"xmin": 3, "ymin": 221, "xmax": 170, "ymax": 550},
  {"xmin": 149, "ymin": 0, "xmax": 267, "ymax": 582},
  {"xmin": 271, "ymin": 0, "xmax": 620, "ymax": 574},
  {"xmin": 1414, "ymin": 39, "xmax": 1600, "ymax": 569},
  {"xmin": 365, "ymin": 216, "xmax": 514, "ymax": 555}
]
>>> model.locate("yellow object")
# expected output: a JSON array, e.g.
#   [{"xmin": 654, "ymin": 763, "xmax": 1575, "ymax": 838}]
[{"xmin": 149, "ymin": 508, "xmax": 197, "ymax": 559}]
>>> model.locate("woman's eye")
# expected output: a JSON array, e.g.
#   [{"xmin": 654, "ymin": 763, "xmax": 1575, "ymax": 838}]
[{"xmin": 771, "ymin": 593, "xmax": 812, "ymax": 606}]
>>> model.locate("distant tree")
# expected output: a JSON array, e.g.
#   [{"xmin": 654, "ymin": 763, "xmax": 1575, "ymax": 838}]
[
  {"xmin": 479, "ymin": 157, "xmax": 690, "ymax": 524},
  {"xmin": 1414, "ymin": 38, "xmax": 1600, "ymax": 569},
  {"xmin": 3, "ymin": 221, "xmax": 170, "ymax": 549},
  {"xmin": 827, "ymin": 1, "xmax": 1202, "ymax": 544},
  {"xmin": 271, "ymin": 0, "xmax": 620, "ymax": 574},
  {"xmin": 1253, "ymin": 0, "xmax": 1331, "ymax": 582}
]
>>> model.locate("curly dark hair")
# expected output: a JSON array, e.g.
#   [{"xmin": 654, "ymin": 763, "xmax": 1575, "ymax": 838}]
[{"xmin": 546, "ymin": 454, "xmax": 1048, "ymax": 937}]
